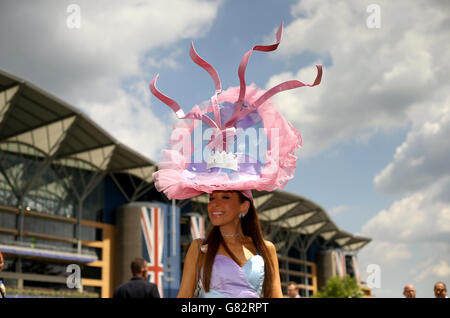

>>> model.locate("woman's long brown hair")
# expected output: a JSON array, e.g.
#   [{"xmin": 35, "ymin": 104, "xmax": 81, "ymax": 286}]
[{"xmin": 200, "ymin": 191, "xmax": 274, "ymax": 297}]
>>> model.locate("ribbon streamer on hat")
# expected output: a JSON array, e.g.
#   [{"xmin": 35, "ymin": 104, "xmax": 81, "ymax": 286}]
[
  {"xmin": 149, "ymin": 22, "xmax": 323, "ymax": 201},
  {"xmin": 150, "ymin": 22, "xmax": 321, "ymax": 152}
]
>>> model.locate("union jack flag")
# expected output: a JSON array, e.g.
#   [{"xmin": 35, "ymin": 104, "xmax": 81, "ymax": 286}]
[
  {"xmin": 352, "ymin": 255, "xmax": 361, "ymax": 284},
  {"xmin": 140, "ymin": 206, "xmax": 164, "ymax": 297},
  {"xmin": 333, "ymin": 251, "xmax": 346, "ymax": 278}
]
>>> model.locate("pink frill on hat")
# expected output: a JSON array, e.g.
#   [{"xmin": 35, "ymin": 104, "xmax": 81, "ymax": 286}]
[
  {"xmin": 152, "ymin": 84, "xmax": 302, "ymax": 200},
  {"xmin": 149, "ymin": 22, "xmax": 322, "ymax": 201}
]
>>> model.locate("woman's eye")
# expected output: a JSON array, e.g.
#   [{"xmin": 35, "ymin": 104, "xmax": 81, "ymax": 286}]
[{"xmin": 209, "ymin": 195, "xmax": 229, "ymax": 201}]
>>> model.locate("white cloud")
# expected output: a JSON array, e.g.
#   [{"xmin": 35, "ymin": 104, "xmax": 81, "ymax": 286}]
[
  {"xmin": 362, "ymin": 177, "xmax": 450, "ymax": 243},
  {"xmin": 328, "ymin": 205, "xmax": 351, "ymax": 216},
  {"xmin": 144, "ymin": 48, "xmax": 183, "ymax": 70},
  {"xmin": 0, "ymin": 0, "xmax": 222, "ymax": 159},
  {"xmin": 265, "ymin": 0, "xmax": 450, "ymax": 158},
  {"xmin": 80, "ymin": 80, "xmax": 168, "ymax": 160},
  {"xmin": 266, "ymin": 3, "xmax": 450, "ymax": 297},
  {"xmin": 357, "ymin": 239, "xmax": 450, "ymax": 297},
  {"xmin": 268, "ymin": 3, "xmax": 450, "ymax": 296},
  {"xmin": 374, "ymin": 102, "xmax": 450, "ymax": 194},
  {"xmin": 360, "ymin": 175, "xmax": 450, "ymax": 296},
  {"xmin": 412, "ymin": 259, "xmax": 450, "ymax": 282},
  {"xmin": 358, "ymin": 241, "xmax": 412, "ymax": 266},
  {"xmin": 1, "ymin": 0, "xmax": 221, "ymax": 97}
]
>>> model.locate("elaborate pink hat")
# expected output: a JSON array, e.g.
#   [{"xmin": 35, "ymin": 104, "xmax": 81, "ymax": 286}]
[{"xmin": 150, "ymin": 23, "xmax": 322, "ymax": 202}]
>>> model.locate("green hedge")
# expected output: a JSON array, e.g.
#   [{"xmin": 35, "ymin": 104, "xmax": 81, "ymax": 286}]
[
  {"xmin": 6, "ymin": 287, "xmax": 99, "ymax": 298},
  {"xmin": 311, "ymin": 275, "xmax": 365, "ymax": 298}
]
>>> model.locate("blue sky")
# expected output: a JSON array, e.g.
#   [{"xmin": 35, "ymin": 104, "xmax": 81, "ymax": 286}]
[
  {"xmin": 1, "ymin": 0, "xmax": 448, "ymax": 298},
  {"xmin": 290, "ymin": 128, "xmax": 409, "ymax": 233}
]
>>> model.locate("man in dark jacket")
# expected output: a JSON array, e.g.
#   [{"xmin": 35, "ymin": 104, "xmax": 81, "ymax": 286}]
[{"xmin": 113, "ymin": 257, "xmax": 160, "ymax": 298}]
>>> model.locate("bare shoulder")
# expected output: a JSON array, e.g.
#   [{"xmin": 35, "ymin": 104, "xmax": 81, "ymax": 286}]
[
  {"xmin": 264, "ymin": 240, "xmax": 276, "ymax": 252},
  {"xmin": 186, "ymin": 239, "xmax": 200, "ymax": 256},
  {"xmin": 188, "ymin": 238, "xmax": 207, "ymax": 254}
]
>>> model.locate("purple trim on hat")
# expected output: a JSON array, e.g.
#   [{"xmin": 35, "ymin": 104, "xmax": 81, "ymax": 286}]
[{"xmin": 240, "ymin": 190, "xmax": 253, "ymax": 202}]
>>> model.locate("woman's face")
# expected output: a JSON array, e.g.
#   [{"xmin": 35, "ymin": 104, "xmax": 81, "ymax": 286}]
[{"xmin": 207, "ymin": 191, "xmax": 247, "ymax": 227}]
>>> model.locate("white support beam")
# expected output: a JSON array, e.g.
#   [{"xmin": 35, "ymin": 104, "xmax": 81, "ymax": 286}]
[
  {"xmin": 300, "ymin": 221, "xmax": 327, "ymax": 235},
  {"xmin": 122, "ymin": 165, "xmax": 156, "ymax": 184},
  {"xmin": 343, "ymin": 241, "xmax": 370, "ymax": 251},
  {"xmin": 67, "ymin": 144, "xmax": 116, "ymax": 171},
  {"xmin": 258, "ymin": 201, "xmax": 302, "ymax": 222},
  {"xmin": 0, "ymin": 141, "xmax": 46, "ymax": 158},
  {"xmin": 190, "ymin": 193, "xmax": 209, "ymax": 204},
  {"xmin": 253, "ymin": 193, "xmax": 274, "ymax": 210},
  {"xmin": 7, "ymin": 116, "xmax": 76, "ymax": 156},
  {"xmin": 0, "ymin": 85, "xmax": 20, "ymax": 124},
  {"xmin": 320, "ymin": 230, "xmax": 337, "ymax": 241},
  {"xmin": 274, "ymin": 211, "xmax": 317, "ymax": 228},
  {"xmin": 335, "ymin": 237, "xmax": 352, "ymax": 246}
]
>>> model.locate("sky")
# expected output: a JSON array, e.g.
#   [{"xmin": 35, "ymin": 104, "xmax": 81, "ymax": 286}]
[{"xmin": 0, "ymin": 0, "xmax": 449, "ymax": 298}]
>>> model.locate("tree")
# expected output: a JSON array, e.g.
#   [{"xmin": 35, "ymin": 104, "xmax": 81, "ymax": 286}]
[{"xmin": 312, "ymin": 275, "xmax": 365, "ymax": 298}]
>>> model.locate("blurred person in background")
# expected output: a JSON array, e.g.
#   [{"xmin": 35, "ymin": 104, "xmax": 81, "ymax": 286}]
[
  {"xmin": 287, "ymin": 281, "xmax": 301, "ymax": 298},
  {"xmin": 403, "ymin": 284, "xmax": 416, "ymax": 298},
  {"xmin": 434, "ymin": 282, "xmax": 447, "ymax": 298},
  {"xmin": 113, "ymin": 257, "xmax": 160, "ymax": 299},
  {"xmin": 0, "ymin": 251, "xmax": 6, "ymax": 298}
]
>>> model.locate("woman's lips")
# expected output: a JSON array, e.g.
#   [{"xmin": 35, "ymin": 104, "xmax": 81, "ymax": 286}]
[{"xmin": 211, "ymin": 211, "xmax": 224, "ymax": 217}]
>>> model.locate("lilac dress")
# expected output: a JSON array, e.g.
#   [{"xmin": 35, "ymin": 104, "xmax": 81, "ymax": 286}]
[{"xmin": 199, "ymin": 253, "xmax": 265, "ymax": 298}]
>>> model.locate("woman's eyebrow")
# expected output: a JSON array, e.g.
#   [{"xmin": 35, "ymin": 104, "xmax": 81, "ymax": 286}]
[{"xmin": 210, "ymin": 190, "xmax": 234, "ymax": 198}]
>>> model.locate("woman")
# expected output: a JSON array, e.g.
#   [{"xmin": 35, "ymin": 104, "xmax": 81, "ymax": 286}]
[
  {"xmin": 149, "ymin": 23, "xmax": 321, "ymax": 298},
  {"xmin": 0, "ymin": 251, "xmax": 6, "ymax": 298},
  {"xmin": 177, "ymin": 190, "xmax": 283, "ymax": 298}
]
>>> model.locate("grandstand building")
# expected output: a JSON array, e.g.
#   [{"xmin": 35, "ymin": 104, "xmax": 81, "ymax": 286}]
[{"xmin": 0, "ymin": 69, "xmax": 371, "ymax": 298}]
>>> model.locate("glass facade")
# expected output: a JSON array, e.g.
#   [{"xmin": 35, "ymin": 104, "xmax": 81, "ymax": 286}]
[
  {"xmin": 0, "ymin": 213, "xmax": 15, "ymax": 229},
  {"xmin": 0, "ymin": 72, "xmax": 174, "ymax": 298},
  {"xmin": 0, "ymin": 142, "xmax": 105, "ymax": 222},
  {"xmin": 0, "ymin": 141, "xmax": 104, "ymax": 233},
  {"xmin": 0, "ymin": 140, "xmax": 118, "ymax": 297}
]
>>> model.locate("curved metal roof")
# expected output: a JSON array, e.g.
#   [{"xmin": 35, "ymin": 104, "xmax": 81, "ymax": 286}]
[
  {"xmin": 0, "ymin": 68, "xmax": 370, "ymax": 252},
  {"xmin": 191, "ymin": 190, "xmax": 371, "ymax": 251},
  {"xmin": 0, "ymin": 68, "xmax": 156, "ymax": 182}
]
